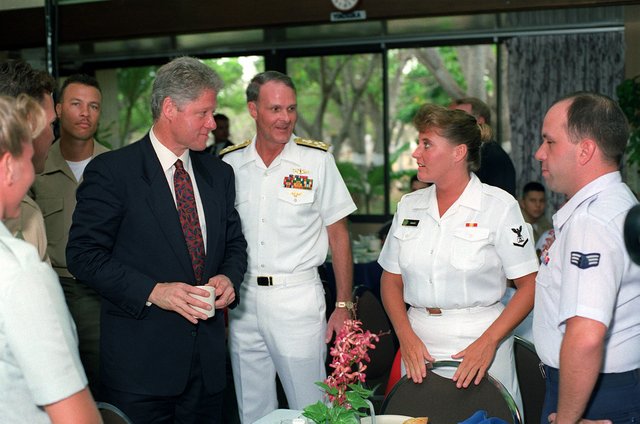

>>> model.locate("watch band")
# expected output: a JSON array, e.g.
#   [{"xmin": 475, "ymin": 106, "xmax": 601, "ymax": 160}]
[{"xmin": 335, "ymin": 301, "xmax": 354, "ymax": 310}]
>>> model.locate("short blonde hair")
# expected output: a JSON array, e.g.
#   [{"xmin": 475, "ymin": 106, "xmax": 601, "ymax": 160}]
[{"xmin": 0, "ymin": 94, "xmax": 45, "ymax": 157}]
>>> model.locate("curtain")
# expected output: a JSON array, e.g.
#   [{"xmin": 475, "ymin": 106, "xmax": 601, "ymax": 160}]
[{"xmin": 506, "ymin": 31, "xmax": 625, "ymax": 212}]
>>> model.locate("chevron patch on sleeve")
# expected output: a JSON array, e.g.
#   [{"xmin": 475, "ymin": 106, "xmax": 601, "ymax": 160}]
[{"xmin": 570, "ymin": 251, "xmax": 601, "ymax": 269}]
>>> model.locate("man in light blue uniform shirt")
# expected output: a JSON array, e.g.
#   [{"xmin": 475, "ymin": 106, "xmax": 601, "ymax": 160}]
[{"xmin": 533, "ymin": 92, "xmax": 640, "ymax": 424}]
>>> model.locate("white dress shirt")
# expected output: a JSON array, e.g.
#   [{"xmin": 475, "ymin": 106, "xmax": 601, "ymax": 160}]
[
  {"xmin": 223, "ymin": 134, "xmax": 356, "ymax": 275},
  {"xmin": 379, "ymin": 174, "xmax": 539, "ymax": 309}
]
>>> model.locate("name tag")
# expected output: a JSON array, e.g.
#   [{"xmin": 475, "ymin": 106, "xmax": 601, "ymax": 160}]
[{"xmin": 402, "ymin": 219, "xmax": 419, "ymax": 227}]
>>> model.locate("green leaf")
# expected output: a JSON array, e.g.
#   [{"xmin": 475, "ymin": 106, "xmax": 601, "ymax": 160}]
[
  {"xmin": 327, "ymin": 406, "xmax": 360, "ymax": 424},
  {"xmin": 347, "ymin": 383, "xmax": 374, "ymax": 397},
  {"xmin": 302, "ymin": 401, "xmax": 329, "ymax": 424}
]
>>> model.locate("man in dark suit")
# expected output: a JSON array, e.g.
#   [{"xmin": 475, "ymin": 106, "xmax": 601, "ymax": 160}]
[
  {"xmin": 451, "ymin": 97, "xmax": 517, "ymax": 197},
  {"xmin": 207, "ymin": 113, "xmax": 234, "ymax": 156},
  {"xmin": 66, "ymin": 56, "xmax": 247, "ymax": 424}
]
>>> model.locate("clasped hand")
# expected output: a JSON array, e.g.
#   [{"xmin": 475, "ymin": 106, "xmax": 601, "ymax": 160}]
[{"xmin": 148, "ymin": 275, "xmax": 235, "ymax": 324}]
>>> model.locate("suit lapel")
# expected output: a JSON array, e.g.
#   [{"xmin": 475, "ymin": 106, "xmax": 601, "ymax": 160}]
[{"xmin": 140, "ymin": 137, "xmax": 195, "ymax": 282}]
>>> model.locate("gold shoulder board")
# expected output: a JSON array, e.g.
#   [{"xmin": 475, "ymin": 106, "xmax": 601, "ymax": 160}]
[
  {"xmin": 294, "ymin": 137, "xmax": 330, "ymax": 152},
  {"xmin": 219, "ymin": 140, "xmax": 251, "ymax": 157}
]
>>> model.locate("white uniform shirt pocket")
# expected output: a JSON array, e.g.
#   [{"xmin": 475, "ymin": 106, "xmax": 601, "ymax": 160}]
[
  {"xmin": 392, "ymin": 225, "xmax": 422, "ymax": 269},
  {"xmin": 276, "ymin": 188, "xmax": 317, "ymax": 232},
  {"xmin": 450, "ymin": 227, "xmax": 491, "ymax": 271},
  {"xmin": 277, "ymin": 188, "xmax": 315, "ymax": 205}
]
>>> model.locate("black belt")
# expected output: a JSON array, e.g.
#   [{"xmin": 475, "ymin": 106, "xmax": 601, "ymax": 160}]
[{"xmin": 543, "ymin": 364, "xmax": 640, "ymax": 388}]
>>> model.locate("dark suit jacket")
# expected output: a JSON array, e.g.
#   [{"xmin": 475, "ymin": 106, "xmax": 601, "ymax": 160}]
[
  {"xmin": 67, "ymin": 134, "xmax": 247, "ymax": 396},
  {"xmin": 476, "ymin": 140, "xmax": 517, "ymax": 197}
]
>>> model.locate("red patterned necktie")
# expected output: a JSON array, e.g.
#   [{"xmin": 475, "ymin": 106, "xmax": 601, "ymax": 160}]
[{"xmin": 174, "ymin": 159, "xmax": 205, "ymax": 284}]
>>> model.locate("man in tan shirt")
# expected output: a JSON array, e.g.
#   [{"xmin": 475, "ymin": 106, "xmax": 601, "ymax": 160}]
[{"xmin": 31, "ymin": 73, "xmax": 108, "ymax": 398}]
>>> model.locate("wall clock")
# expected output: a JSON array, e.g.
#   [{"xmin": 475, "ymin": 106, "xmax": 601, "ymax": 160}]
[{"xmin": 331, "ymin": 0, "xmax": 359, "ymax": 12}]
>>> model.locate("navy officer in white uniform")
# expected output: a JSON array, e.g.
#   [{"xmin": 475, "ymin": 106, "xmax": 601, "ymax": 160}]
[
  {"xmin": 534, "ymin": 92, "xmax": 640, "ymax": 424},
  {"xmin": 221, "ymin": 71, "xmax": 356, "ymax": 424},
  {"xmin": 379, "ymin": 104, "xmax": 538, "ymax": 417}
]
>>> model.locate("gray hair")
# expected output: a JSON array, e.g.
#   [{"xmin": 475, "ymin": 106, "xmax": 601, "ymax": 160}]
[
  {"xmin": 246, "ymin": 71, "xmax": 296, "ymax": 103},
  {"xmin": 151, "ymin": 56, "xmax": 223, "ymax": 121}
]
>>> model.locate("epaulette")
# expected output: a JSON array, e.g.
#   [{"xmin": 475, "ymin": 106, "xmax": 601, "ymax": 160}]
[
  {"xmin": 219, "ymin": 140, "xmax": 251, "ymax": 158},
  {"xmin": 294, "ymin": 137, "xmax": 330, "ymax": 152}
]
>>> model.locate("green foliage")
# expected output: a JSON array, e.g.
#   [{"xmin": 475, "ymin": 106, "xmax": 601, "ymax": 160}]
[
  {"xmin": 95, "ymin": 119, "xmax": 116, "ymax": 150},
  {"xmin": 202, "ymin": 58, "xmax": 247, "ymax": 114},
  {"xmin": 336, "ymin": 141, "xmax": 412, "ymax": 213},
  {"xmin": 617, "ymin": 75, "xmax": 640, "ymax": 168},
  {"xmin": 441, "ymin": 46, "xmax": 466, "ymax": 90},
  {"xmin": 289, "ymin": 54, "xmax": 383, "ymax": 151},
  {"xmin": 117, "ymin": 66, "xmax": 156, "ymax": 146},
  {"xmin": 302, "ymin": 383, "xmax": 373, "ymax": 424},
  {"xmin": 393, "ymin": 46, "xmax": 466, "ymax": 125}
]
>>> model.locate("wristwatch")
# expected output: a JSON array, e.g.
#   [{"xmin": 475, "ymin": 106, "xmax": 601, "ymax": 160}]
[{"xmin": 335, "ymin": 301, "xmax": 355, "ymax": 311}]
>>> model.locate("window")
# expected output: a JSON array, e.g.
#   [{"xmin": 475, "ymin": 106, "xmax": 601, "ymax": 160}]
[
  {"xmin": 286, "ymin": 44, "xmax": 497, "ymax": 216},
  {"xmin": 288, "ymin": 54, "xmax": 385, "ymax": 215}
]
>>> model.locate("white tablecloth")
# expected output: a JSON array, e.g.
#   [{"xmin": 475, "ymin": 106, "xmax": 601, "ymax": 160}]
[{"xmin": 253, "ymin": 409, "xmax": 306, "ymax": 424}]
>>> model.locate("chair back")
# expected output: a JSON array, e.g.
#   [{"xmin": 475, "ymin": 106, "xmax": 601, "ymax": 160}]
[
  {"xmin": 354, "ymin": 286, "xmax": 396, "ymax": 382},
  {"xmin": 96, "ymin": 401, "xmax": 134, "ymax": 424},
  {"xmin": 381, "ymin": 360, "xmax": 521, "ymax": 424},
  {"xmin": 513, "ymin": 335, "xmax": 545, "ymax": 424}
]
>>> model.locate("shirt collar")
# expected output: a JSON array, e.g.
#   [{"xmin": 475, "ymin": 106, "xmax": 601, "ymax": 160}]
[
  {"xmin": 150, "ymin": 126, "xmax": 192, "ymax": 173},
  {"xmin": 412, "ymin": 173, "xmax": 482, "ymax": 216},
  {"xmin": 457, "ymin": 173, "xmax": 483, "ymax": 211},
  {"xmin": 237, "ymin": 134, "xmax": 299, "ymax": 168},
  {"xmin": 553, "ymin": 171, "xmax": 621, "ymax": 229}
]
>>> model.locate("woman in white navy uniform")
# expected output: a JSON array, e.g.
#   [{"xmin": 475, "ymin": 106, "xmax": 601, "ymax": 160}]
[{"xmin": 379, "ymin": 104, "xmax": 538, "ymax": 415}]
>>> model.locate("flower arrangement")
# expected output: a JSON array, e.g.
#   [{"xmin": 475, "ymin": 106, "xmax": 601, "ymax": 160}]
[{"xmin": 303, "ymin": 319, "xmax": 380, "ymax": 424}]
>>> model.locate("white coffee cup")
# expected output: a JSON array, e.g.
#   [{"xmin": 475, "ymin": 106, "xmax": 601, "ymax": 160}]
[{"xmin": 189, "ymin": 285, "xmax": 216, "ymax": 318}]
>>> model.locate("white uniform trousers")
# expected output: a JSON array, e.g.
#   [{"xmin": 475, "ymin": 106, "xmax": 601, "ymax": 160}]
[
  {"xmin": 229, "ymin": 271, "xmax": 327, "ymax": 424},
  {"xmin": 407, "ymin": 303, "xmax": 524, "ymax": 420}
]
